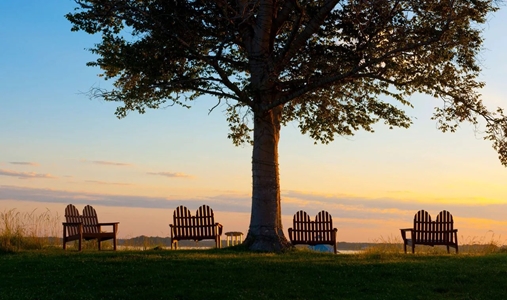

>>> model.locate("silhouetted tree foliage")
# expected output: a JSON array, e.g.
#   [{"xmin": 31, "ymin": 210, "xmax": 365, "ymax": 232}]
[{"xmin": 68, "ymin": 0, "xmax": 506, "ymax": 251}]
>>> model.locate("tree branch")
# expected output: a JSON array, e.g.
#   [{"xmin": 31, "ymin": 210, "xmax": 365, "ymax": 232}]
[
  {"xmin": 273, "ymin": 0, "xmax": 298, "ymax": 33},
  {"xmin": 275, "ymin": 0, "xmax": 340, "ymax": 72},
  {"xmin": 265, "ymin": 27, "xmax": 450, "ymax": 111}
]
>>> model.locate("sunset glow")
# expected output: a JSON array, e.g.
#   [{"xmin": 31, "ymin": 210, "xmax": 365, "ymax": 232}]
[{"xmin": 2, "ymin": 1, "xmax": 507, "ymax": 245}]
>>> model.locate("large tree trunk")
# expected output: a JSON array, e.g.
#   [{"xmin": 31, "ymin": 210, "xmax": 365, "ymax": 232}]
[{"xmin": 244, "ymin": 105, "xmax": 292, "ymax": 251}]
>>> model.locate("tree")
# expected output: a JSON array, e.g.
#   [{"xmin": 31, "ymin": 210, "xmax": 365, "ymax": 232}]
[{"xmin": 67, "ymin": 0, "xmax": 507, "ymax": 251}]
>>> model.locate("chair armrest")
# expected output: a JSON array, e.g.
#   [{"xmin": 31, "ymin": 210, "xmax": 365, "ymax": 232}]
[
  {"xmin": 62, "ymin": 222, "xmax": 83, "ymax": 237},
  {"xmin": 450, "ymin": 228, "xmax": 458, "ymax": 240},
  {"xmin": 97, "ymin": 223, "xmax": 119, "ymax": 233},
  {"xmin": 62, "ymin": 222, "xmax": 82, "ymax": 226},
  {"xmin": 215, "ymin": 223, "xmax": 223, "ymax": 235},
  {"xmin": 332, "ymin": 228, "xmax": 338, "ymax": 242},
  {"xmin": 400, "ymin": 228, "xmax": 413, "ymax": 241},
  {"xmin": 452, "ymin": 229, "xmax": 458, "ymax": 243},
  {"xmin": 96, "ymin": 222, "xmax": 119, "ymax": 226},
  {"xmin": 169, "ymin": 224, "xmax": 175, "ymax": 238}
]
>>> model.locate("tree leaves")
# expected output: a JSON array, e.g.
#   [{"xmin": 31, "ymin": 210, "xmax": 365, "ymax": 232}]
[{"xmin": 67, "ymin": 0, "xmax": 507, "ymax": 165}]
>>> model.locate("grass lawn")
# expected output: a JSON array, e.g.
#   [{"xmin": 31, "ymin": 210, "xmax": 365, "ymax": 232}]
[{"xmin": 1, "ymin": 248, "xmax": 507, "ymax": 299}]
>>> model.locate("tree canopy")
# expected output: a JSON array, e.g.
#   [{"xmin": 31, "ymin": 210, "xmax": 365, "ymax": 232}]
[{"xmin": 67, "ymin": 0, "xmax": 507, "ymax": 251}]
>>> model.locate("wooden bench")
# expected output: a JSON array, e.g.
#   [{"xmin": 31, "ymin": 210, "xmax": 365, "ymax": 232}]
[
  {"xmin": 288, "ymin": 210, "xmax": 338, "ymax": 254},
  {"xmin": 169, "ymin": 205, "xmax": 223, "ymax": 249},
  {"xmin": 400, "ymin": 210, "xmax": 458, "ymax": 253},
  {"xmin": 63, "ymin": 204, "xmax": 119, "ymax": 251}
]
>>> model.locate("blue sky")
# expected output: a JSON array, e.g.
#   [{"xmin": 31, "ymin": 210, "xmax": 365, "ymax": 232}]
[{"xmin": 2, "ymin": 1, "xmax": 507, "ymax": 242}]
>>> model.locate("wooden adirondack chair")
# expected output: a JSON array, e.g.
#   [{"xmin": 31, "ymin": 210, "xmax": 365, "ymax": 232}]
[
  {"xmin": 62, "ymin": 204, "xmax": 83, "ymax": 250},
  {"xmin": 169, "ymin": 205, "xmax": 223, "ymax": 249},
  {"xmin": 288, "ymin": 210, "xmax": 338, "ymax": 254},
  {"xmin": 400, "ymin": 210, "xmax": 458, "ymax": 253},
  {"xmin": 62, "ymin": 204, "xmax": 119, "ymax": 251},
  {"xmin": 82, "ymin": 205, "xmax": 119, "ymax": 250}
]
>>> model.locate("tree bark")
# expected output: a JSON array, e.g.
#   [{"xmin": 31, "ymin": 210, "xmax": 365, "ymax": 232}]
[{"xmin": 244, "ymin": 105, "xmax": 292, "ymax": 251}]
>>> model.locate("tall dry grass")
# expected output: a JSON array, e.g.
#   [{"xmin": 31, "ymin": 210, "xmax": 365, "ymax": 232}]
[
  {"xmin": 0, "ymin": 208, "xmax": 61, "ymax": 252},
  {"xmin": 459, "ymin": 231, "xmax": 505, "ymax": 255}
]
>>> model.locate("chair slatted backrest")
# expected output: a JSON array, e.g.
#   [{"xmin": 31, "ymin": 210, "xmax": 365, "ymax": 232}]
[
  {"xmin": 195, "ymin": 205, "xmax": 215, "ymax": 237},
  {"xmin": 82, "ymin": 205, "xmax": 100, "ymax": 234},
  {"xmin": 173, "ymin": 205, "xmax": 193, "ymax": 237},
  {"xmin": 435, "ymin": 210, "xmax": 454, "ymax": 242},
  {"xmin": 315, "ymin": 211, "xmax": 334, "ymax": 242},
  {"xmin": 413, "ymin": 210, "xmax": 432, "ymax": 243},
  {"xmin": 64, "ymin": 204, "xmax": 81, "ymax": 236},
  {"xmin": 292, "ymin": 211, "xmax": 311, "ymax": 241}
]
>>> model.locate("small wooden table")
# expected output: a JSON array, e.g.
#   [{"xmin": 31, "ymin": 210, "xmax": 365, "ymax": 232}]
[{"xmin": 225, "ymin": 231, "xmax": 243, "ymax": 246}]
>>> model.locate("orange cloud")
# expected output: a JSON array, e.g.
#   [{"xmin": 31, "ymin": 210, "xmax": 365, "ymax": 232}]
[
  {"xmin": 93, "ymin": 161, "xmax": 131, "ymax": 166},
  {"xmin": 9, "ymin": 162, "xmax": 39, "ymax": 166},
  {"xmin": 147, "ymin": 172, "xmax": 193, "ymax": 178},
  {"xmin": 0, "ymin": 169, "xmax": 56, "ymax": 179},
  {"xmin": 81, "ymin": 159, "xmax": 132, "ymax": 166},
  {"xmin": 85, "ymin": 180, "xmax": 133, "ymax": 186}
]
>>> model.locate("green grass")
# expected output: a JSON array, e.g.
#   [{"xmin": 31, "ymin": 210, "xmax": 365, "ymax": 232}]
[
  {"xmin": 2, "ymin": 208, "xmax": 507, "ymax": 299},
  {"xmin": 2, "ymin": 249, "xmax": 507, "ymax": 299}
]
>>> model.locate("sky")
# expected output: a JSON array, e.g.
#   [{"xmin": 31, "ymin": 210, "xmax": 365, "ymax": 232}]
[{"xmin": 2, "ymin": 1, "xmax": 507, "ymax": 244}]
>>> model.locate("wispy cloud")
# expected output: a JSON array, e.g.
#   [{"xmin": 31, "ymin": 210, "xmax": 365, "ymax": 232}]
[
  {"xmin": 9, "ymin": 162, "xmax": 39, "ymax": 166},
  {"xmin": 93, "ymin": 161, "xmax": 131, "ymax": 166},
  {"xmin": 0, "ymin": 169, "xmax": 56, "ymax": 179},
  {"xmin": 85, "ymin": 180, "xmax": 133, "ymax": 186},
  {"xmin": 81, "ymin": 159, "xmax": 132, "ymax": 166},
  {"xmin": 147, "ymin": 172, "xmax": 193, "ymax": 178}
]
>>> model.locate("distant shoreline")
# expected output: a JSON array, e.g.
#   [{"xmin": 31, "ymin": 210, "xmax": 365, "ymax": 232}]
[{"xmin": 115, "ymin": 235, "xmax": 374, "ymax": 251}]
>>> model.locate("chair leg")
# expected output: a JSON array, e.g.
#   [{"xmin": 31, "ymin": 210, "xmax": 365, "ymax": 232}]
[
  {"xmin": 113, "ymin": 224, "xmax": 118, "ymax": 251},
  {"xmin": 403, "ymin": 243, "xmax": 407, "ymax": 253},
  {"xmin": 98, "ymin": 240, "xmax": 101, "ymax": 251},
  {"xmin": 78, "ymin": 226, "xmax": 83, "ymax": 251}
]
